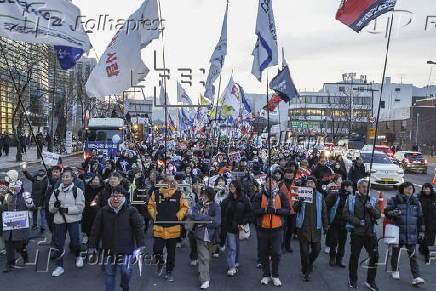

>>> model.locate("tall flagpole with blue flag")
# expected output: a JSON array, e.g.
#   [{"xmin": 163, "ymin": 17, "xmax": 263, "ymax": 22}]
[{"xmin": 251, "ymin": 0, "xmax": 278, "ymax": 179}]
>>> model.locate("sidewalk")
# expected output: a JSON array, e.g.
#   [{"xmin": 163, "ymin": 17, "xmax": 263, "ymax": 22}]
[{"xmin": 0, "ymin": 146, "xmax": 82, "ymax": 170}]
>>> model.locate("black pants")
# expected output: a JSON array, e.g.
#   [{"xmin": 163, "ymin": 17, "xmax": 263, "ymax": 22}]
[
  {"xmin": 391, "ymin": 244, "xmax": 420, "ymax": 278},
  {"xmin": 5, "ymin": 240, "xmax": 28, "ymax": 266},
  {"xmin": 349, "ymin": 234, "xmax": 379, "ymax": 284},
  {"xmin": 258, "ymin": 229, "xmax": 283, "ymax": 278},
  {"xmin": 283, "ymin": 215, "xmax": 296, "ymax": 251},
  {"xmin": 299, "ymin": 237, "xmax": 321, "ymax": 275},
  {"xmin": 188, "ymin": 231, "xmax": 198, "ymax": 260},
  {"xmin": 328, "ymin": 225, "xmax": 348, "ymax": 262},
  {"xmin": 153, "ymin": 237, "xmax": 177, "ymax": 272},
  {"xmin": 4, "ymin": 146, "xmax": 9, "ymax": 156}
]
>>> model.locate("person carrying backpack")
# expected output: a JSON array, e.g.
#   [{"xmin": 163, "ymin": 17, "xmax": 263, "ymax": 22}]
[{"xmin": 49, "ymin": 168, "xmax": 85, "ymax": 277}]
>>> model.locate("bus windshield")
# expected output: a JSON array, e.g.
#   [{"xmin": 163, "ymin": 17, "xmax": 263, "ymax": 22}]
[{"xmin": 86, "ymin": 129, "xmax": 123, "ymax": 143}]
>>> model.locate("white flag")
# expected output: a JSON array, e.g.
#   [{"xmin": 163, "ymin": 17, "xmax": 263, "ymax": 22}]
[
  {"xmin": 251, "ymin": 0, "xmax": 278, "ymax": 82},
  {"xmin": 86, "ymin": 0, "xmax": 160, "ymax": 98},
  {"xmin": 0, "ymin": 0, "xmax": 91, "ymax": 51},
  {"xmin": 220, "ymin": 77, "xmax": 241, "ymax": 117},
  {"xmin": 204, "ymin": 4, "xmax": 228, "ymax": 100},
  {"xmin": 177, "ymin": 82, "xmax": 192, "ymax": 105}
]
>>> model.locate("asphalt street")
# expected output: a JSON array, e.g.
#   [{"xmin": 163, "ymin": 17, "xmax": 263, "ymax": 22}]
[{"xmin": 0, "ymin": 157, "xmax": 435, "ymax": 291}]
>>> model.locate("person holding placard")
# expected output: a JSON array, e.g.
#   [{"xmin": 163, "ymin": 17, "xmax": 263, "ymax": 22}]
[
  {"xmin": 1, "ymin": 173, "xmax": 34, "ymax": 273},
  {"xmin": 294, "ymin": 176, "xmax": 328, "ymax": 282}
]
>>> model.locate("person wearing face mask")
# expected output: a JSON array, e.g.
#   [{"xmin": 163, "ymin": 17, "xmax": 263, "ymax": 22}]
[
  {"xmin": 294, "ymin": 176, "xmax": 329, "ymax": 282},
  {"xmin": 280, "ymin": 168, "xmax": 297, "ymax": 253},
  {"xmin": 82, "ymin": 174, "xmax": 104, "ymax": 239},
  {"xmin": 22, "ymin": 168, "xmax": 48, "ymax": 233},
  {"xmin": 191, "ymin": 187, "xmax": 221, "ymax": 290},
  {"xmin": 147, "ymin": 174, "xmax": 189, "ymax": 282},
  {"xmin": 221, "ymin": 181, "xmax": 251, "ymax": 277},
  {"xmin": 325, "ymin": 180, "xmax": 353, "ymax": 268},
  {"xmin": 418, "ymin": 183, "xmax": 436, "ymax": 264},
  {"xmin": 1, "ymin": 176, "xmax": 34, "ymax": 273},
  {"xmin": 89, "ymin": 185, "xmax": 145, "ymax": 291},
  {"xmin": 348, "ymin": 157, "xmax": 367, "ymax": 191},
  {"xmin": 253, "ymin": 177, "xmax": 290, "ymax": 287},
  {"xmin": 49, "ymin": 168, "xmax": 85, "ymax": 277},
  {"xmin": 44, "ymin": 166, "xmax": 62, "ymax": 235},
  {"xmin": 385, "ymin": 182, "xmax": 425, "ymax": 286}
]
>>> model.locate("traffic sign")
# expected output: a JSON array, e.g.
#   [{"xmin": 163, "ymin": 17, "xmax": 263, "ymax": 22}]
[{"xmin": 369, "ymin": 116, "xmax": 376, "ymax": 124}]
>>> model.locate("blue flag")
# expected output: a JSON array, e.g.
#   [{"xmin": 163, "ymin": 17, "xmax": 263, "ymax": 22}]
[
  {"xmin": 237, "ymin": 83, "xmax": 252, "ymax": 113},
  {"xmin": 269, "ymin": 65, "xmax": 299, "ymax": 102},
  {"xmin": 54, "ymin": 46, "xmax": 84, "ymax": 70}
]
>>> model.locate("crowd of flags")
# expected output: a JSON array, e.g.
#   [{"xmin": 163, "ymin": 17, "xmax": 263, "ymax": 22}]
[{"xmin": 0, "ymin": 0, "xmax": 399, "ymax": 136}]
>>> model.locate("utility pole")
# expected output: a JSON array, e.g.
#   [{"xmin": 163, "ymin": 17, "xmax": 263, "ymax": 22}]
[{"xmin": 415, "ymin": 112, "xmax": 419, "ymax": 146}]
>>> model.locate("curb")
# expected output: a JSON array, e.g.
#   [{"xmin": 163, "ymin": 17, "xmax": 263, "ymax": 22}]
[{"xmin": 1, "ymin": 151, "xmax": 83, "ymax": 170}]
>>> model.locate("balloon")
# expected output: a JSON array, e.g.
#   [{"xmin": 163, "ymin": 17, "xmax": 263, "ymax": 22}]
[{"xmin": 112, "ymin": 134, "xmax": 121, "ymax": 144}]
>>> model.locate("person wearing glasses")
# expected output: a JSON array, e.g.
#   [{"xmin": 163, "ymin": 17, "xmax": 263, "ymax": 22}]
[{"xmin": 89, "ymin": 185, "xmax": 145, "ymax": 291}]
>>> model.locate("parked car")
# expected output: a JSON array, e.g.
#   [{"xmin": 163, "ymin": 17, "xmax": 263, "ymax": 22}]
[
  {"xmin": 393, "ymin": 151, "xmax": 428, "ymax": 174},
  {"xmin": 358, "ymin": 151, "xmax": 404, "ymax": 187}
]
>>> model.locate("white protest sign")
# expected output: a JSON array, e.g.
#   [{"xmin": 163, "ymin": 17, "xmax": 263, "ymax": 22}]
[
  {"xmin": 65, "ymin": 131, "xmax": 73, "ymax": 154},
  {"xmin": 42, "ymin": 151, "xmax": 60, "ymax": 166},
  {"xmin": 2, "ymin": 211, "xmax": 30, "ymax": 231},
  {"xmin": 291, "ymin": 187, "xmax": 313, "ymax": 204}
]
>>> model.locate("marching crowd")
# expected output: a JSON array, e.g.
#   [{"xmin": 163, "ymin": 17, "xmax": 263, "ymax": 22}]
[{"xmin": 0, "ymin": 139, "xmax": 435, "ymax": 291}]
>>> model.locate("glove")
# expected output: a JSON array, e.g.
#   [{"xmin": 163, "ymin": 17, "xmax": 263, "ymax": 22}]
[
  {"xmin": 266, "ymin": 207, "xmax": 276, "ymax": 214},
  {"xmin": 359, "ymin": 220, "xmax": 366, "ymax": 227},
  {"xmin": 53, "ymin": 200, "xmax": 61, "ymax": 208},
  {"xmin": 59, "ymin": 207, "xmax": 68, "ymax": 214}
]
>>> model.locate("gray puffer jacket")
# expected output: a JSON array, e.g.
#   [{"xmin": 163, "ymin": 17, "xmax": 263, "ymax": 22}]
[{"xmin": 385, "ymin": 193, "xmax": 424, "ymax": 245}]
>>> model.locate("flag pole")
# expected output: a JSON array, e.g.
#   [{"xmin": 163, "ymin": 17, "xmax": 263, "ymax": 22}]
[
  {"xmin": 367, "ymin": 13, "xmax": 395, "ymax": 196},
  {"xmin": 158, "ymin": 0, "xmax": 168, "ymax": 174},
  {"xmin": 266, "ymin": 71, "xmax": 272, "ymax": 195}
]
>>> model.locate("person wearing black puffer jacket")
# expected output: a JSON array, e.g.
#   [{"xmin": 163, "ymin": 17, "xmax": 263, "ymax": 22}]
[
  {"xmin": 22, "ymin": 169, "xmax": 48, "ymax": 232},
  {"xmin": 385, "ymin": 182, "xmax": 425, "ymax": 286},
  {"xmin": 82, "ymin": 174, "xmax": 104, "ymax": 238},
  {"xmin": 348, "ymin": 157, "xmax": 367, "ymax": 190},
  {"xmin": 418, "ymin": 183, "xmax": 436, "ymax": 264},
  {"xmin": 220, "ymin": 180, "xmax": 251, "ymax": 277},
  {"xmin": 89, "ymin": 185, "xmax": 145, "ymax": 291}
]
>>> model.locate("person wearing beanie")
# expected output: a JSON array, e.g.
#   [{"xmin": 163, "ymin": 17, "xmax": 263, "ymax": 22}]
[
  {"xmin": 294, "ymin": 176, "xmax": 328, "ymax": 282},
  {"xmin": 89, "ymin": 183, "xmax": 145, "ymax": 291},
  {"xmin": 1, "ymin": 180, "xmax": 34, "ymax": 272}
]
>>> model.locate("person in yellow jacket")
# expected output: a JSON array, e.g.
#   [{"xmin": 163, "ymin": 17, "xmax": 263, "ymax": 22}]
[{"xmin": 147, "ymin": 174, "xmax": 188, "ymax": 282}]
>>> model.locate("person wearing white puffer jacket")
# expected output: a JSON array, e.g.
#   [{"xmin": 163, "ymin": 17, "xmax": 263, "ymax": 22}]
[{"xmin": 49, "ymin": 168, "xmax": 85, "ymax": 277}]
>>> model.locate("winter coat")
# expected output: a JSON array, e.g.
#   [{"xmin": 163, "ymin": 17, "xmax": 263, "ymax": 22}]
[
  {"xmin": 89, "ymin": 202, "xmax": 145, "ymax": 255},
  {"xmin": 49, "ymin": 184, "xmax": 85, "ymax": 224},
  {"xmin": 82, "ymin": 184, "xmax": 104, "ymax": 236},
  {"xmin": 326, "ymin": 189, "xmax": 351, "ymax": 226},
  {"xmin": 0, "ymin": 190, "xmax": 33, "ymax": 241},
  {"xmin": 221, "ymin": 194, "xmax": 251, "ymax": 234},
  {"xmin": 419, "ymin": 192, "xmax": 436, "ymax": 245},
  {"xmin": 385, "ymin": 193, "xmax": 424, "ymax": 245},
  {"xmin": 348, "ymin": 163, "xmax": 367, "ymax": 187},
  {"xmin": 343, "ymin": 193, "xmax": 381, "ymax": 236},
  {"xmin": 252, "ymin": 189, "xmax": 290, "ymax": 230},
  {"xmin": 191, "ymin": 201, "xmax": 221, "ymax": 243},
  {"xmin": 23, "ymin": 171, "xmax": 48, "ymax": 208}
]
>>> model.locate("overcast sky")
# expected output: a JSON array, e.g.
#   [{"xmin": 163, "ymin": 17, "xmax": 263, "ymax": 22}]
[{"xmin": 74, "ymin": 0, "xmax": 436, "ymax": 101}]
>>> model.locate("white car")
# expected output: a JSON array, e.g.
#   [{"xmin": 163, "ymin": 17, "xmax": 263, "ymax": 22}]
[{"xmin": 358, "ymin": 151, "xmax": 404, "ymax": 187}]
